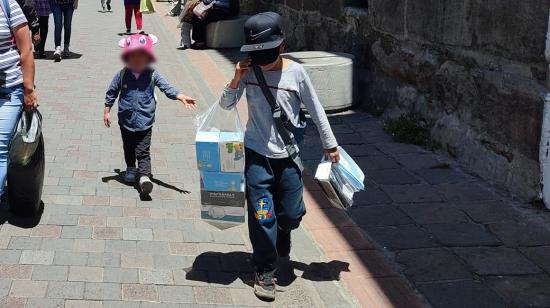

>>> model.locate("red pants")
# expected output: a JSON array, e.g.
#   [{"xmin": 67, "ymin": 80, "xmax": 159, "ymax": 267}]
[{"xmin": 125, "ymin": 5, "xmax": 142, "ymax": 31}]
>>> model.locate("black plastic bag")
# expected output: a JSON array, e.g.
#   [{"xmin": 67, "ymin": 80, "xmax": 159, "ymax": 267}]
[{"xmin": 8, "ymin": 110, "xmax": 45, "ymax": 216}]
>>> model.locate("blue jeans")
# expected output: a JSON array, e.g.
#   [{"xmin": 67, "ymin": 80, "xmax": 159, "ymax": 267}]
[
  {"xmin": 245, "ymin": 148, "xmax": 305, "ymax": 271},
  {"xmin": 51, "ymin": 2, "xmax": 74, "ymax": 47},
  {"xmin": 0, "ymin": 86, "xmax": 23, "ymax": 195}
]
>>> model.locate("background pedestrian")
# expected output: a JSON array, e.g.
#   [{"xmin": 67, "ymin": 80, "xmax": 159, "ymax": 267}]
[
  {"xmin": 33, "ymin": 0, "xmax": 50, "ymax": 58},
  {"xmin": 51, "ymin": 0, "xmax": 78, "ymax": 61},
  {"xmin": 124, "ymin": 0, "xmax": 141, "ymax": 34}
]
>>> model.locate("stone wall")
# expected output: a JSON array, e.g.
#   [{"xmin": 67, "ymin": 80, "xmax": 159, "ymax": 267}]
[{"xmin": 241, "ymin": 0, "xmax": 550, "ymax": 199}]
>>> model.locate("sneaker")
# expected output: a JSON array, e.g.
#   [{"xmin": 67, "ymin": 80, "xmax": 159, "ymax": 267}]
[
  {"xmin": 125, "ymin": 29, "xmax": 131, "ymax": 35},
  {"xmin": 63, "ymin": 44, "xmax": 70, "ymax": 56},
  {"xmin": 123, "ymin": 167, "xmax": 137, "ymax": 183},
  {"xmin": 276, "ymin": 229, "xmax": 291, "ymax": 258},
  {"xmin": 177, "ymin": 40, "xmax": 189, "ymax": 50},
  {"xmin": 106, "ymin": 3, "xmax": 111, "ymax": 11},
  {"xmin": 53, "ymin": 46, "xmax": 62, "ymax": 62},
  {"xmin": 139, "ymin": 175, "xmax": 153, "ymax": 195},
  {"xmin": 254, "ymin": 269, "xmax": 277, "ymax": 301},
  {"xmin": 101, "ymin": 5, "xmax": 105, "ymax": 12}
]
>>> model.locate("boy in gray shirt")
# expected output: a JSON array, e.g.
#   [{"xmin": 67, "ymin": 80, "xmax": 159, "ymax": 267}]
[{"xmin": 219, "ymin": 12, "xmax": 340, "ymax": 301}]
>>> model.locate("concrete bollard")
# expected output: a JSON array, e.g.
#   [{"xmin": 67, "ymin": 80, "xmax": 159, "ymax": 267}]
[{"xmin": 283, "ymin": 51, "xmax": 355, "ymax": 112}]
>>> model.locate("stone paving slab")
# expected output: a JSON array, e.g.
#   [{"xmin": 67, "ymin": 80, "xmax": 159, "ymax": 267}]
[
  {"xmin": 1, "ymin": 1, "xmax": 549, "ymax": 307},
  {"xmin": 0, "ymin": 1, "xmax": 364, "ymax": 307}
]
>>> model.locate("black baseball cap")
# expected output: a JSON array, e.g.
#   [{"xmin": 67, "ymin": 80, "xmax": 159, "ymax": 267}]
[{"xmin": 241, "ymin": 12, "xmax": 285, "ymax": 52}]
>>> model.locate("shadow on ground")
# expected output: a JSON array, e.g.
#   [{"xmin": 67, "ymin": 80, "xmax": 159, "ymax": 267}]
[
  {"xmin": 101, "ymin": 169, "xmax": 191, "ymax": 201},
  {"xmin": 35, "ymin": 51, "xmax": 83, "ymax": 61},
  {"xmin": 185, "ymin": 251, "xmax": 350, "ymax": 287}
]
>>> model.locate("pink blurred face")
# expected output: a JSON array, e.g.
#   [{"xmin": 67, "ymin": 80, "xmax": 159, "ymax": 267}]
[{"xmin": 125, "ymin": 50, "xmax": 151, "ymax": 72}]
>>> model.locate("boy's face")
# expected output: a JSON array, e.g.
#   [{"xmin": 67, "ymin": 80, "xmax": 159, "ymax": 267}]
[{"xmin": 125, "ymin": 51, "xmax": 152, "ymax": 72}]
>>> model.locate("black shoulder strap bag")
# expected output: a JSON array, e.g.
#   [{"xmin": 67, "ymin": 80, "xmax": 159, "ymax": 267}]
[{"xmin": 253, "ymin": 65, "xmax": 305, "ymax": 172}]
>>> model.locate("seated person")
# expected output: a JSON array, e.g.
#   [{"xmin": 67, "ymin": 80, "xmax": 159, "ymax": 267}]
[{"xmin": 189, "ymin": 0, "xmax": 239, "ymax": 49}]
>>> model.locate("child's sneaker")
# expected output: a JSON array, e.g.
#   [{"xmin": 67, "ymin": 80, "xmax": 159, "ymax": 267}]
[
  {"xmin": 254, "ymin": 269, "xmax": 277, "ymax": 301},
  {"xmin": 125, "ymin": 29, "xmax": 131, "ymax": 35},
  {"xmin": 276, "ymin": 230, "xmax": 291, "ymax": 258},
  {"xmin": 139, "ymin": 175, "xmax": 153, "ymax": 195},
  {"xmin": 123, "ymin": 167, "xmax": 137, "ymax": 183},
  {"xmin": 106, "ymin": 3, "xmax": 111, "ymax": 11}
]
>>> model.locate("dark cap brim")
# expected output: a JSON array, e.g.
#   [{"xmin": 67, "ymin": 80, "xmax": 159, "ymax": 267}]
[{"xmin": 240, "ymin": 38, "xmax": 284, "ymax": 52}]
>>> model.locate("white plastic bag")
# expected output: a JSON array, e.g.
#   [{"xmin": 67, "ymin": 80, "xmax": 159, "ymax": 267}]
[{"xmin": 196, "ymin": 103, "xmax": 246, "ymax": 229}]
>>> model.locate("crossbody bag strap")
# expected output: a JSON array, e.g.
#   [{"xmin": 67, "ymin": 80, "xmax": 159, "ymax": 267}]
[
  {"xmin": 119, "ymin": 68, "xmax": 126, "ymax": 90},
  {"xmin": 253, "ymin": 65, "xmax": 304, "ymax": 172}
]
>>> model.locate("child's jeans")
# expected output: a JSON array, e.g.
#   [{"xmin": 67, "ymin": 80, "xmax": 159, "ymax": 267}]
[
  {"xmin": 125, "ymin": 5, "xmax": 142, "ymax": 31},
  {"xmin": 0, "ymin": 86, "xmax": 23, "ymax": 196},
  {"xmin": 120, "ymin": 127, "xmax": 152, "ymax": 177},
  {"xmin": 51, "ymin": 2, "xmax": 74, "ymax": 47},
  {"xmin": 245, "ymin": 148, "xmax": 305, "ymax": 272}
]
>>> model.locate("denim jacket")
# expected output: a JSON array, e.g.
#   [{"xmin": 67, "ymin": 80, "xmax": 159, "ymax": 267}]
[{"xmin": 105, "ymin": 68, "xmax": 181, "ymax": 132}]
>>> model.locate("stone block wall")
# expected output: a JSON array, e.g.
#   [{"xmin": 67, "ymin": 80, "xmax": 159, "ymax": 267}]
[{"xmin": 241, "ymin": 0, "xmax": 550, "ymax": 200}]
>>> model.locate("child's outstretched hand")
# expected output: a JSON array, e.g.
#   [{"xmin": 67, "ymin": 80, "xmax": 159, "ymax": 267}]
[{"xmin": 177, "ymin": 94, "xmax": 197, "ymax": 109}]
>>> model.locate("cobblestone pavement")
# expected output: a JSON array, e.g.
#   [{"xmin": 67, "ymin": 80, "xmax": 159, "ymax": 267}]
[
  {"xmin": 0, "ymin": 1, "xmax": 365, "ymax": 307},
  {"xmin": 2, "ymin": 1, "xmax": 549, "ymax": 308},
  {"xmin": 197, "ymin": 35, "xmax": 550, "ymax": 308}
]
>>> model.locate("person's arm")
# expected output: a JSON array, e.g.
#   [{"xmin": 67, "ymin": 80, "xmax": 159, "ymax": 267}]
[
  {"xmin": 298, "ymin": 69, "xmax": 340, "ymax": 162},
  {"xmin": 14, "ymin": 23, "xmax": 37, "ymax": 111},
  {"xmin": 104, "ymin": 73, "xmax": 121, "ymax": 127},
  {"xmin": 220, "ymin": 57, "xmax": 249, "ymax": 110},
  {"xmin": 154, "ymin": 71, "xmax": 197, "ymax": 109}
]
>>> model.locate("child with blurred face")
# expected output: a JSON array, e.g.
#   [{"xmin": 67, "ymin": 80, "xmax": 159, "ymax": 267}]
[{"xmin": 103, "ymin": 32, "xmax": 197, "ymax": 196}]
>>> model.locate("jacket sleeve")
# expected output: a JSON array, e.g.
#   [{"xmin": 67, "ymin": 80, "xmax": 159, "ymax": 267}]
[
  {"xmin": 219, "ymin": 80, "xmax": 245, "ymax": 110},
  {"xmin": 16, "ymin": 0, "xmax": 39, "ymax": 34},
  {"xmin": 298, "ymin": 68, "xmax": 338, "ymax": 150},
  {"xmin": 105, "ymin": 73, "xmax": 121, "ymax": 107},
  {"xmin": 153, "ymin": 71, "xmax": 181, "ymax": 100}
]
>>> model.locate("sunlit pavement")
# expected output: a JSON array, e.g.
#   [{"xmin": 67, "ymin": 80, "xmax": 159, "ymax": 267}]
[
  {"xmin": 0, "ymin": 1, "xmax": 372, "ymax": 307},
  {"xmin": 3, "ymin": 1, "xmax": 549, "ymax": 307}
]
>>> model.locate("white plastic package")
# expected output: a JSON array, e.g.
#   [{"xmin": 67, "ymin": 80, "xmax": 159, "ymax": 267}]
[{"xmin": 314, "ymin": 146, "xmax": 365, "ymax": 209}]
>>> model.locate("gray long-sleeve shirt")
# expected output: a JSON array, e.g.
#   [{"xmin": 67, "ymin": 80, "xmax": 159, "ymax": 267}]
[{"xmin": 219, "ymin": 61, "xmax": 337, "ymax": 159}]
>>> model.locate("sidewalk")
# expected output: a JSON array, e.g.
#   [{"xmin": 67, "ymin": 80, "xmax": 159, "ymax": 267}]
[
  {"xmin": 0, "ymin": 1, "xmax": 367, "ymax": 307},
  {"xmin": 154, "ymin": 4, "xmax": 550, "ymax": 308},
  {"xmin": 1, "ymin": 1, "xmax": 549, "ymax": 307}
]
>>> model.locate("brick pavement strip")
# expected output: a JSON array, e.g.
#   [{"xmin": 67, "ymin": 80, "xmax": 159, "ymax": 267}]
[{"xmin": 1, "ymin": 0, "xmax": 517, "ymax": 306}]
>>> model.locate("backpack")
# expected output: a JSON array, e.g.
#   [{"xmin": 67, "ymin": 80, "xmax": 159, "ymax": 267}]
[{"xmin": 119, "ymin": 68, "xmax": 157, "ymax": 101}]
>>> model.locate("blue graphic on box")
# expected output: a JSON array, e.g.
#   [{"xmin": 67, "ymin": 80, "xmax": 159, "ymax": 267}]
[
  {"xmin": 196, "ymin": 131, "xmax": 222, "ymax": 172},
  {"xmin": 196, "ymin": 131, "xmax": 244, "ymax": 172},
  {"xmin": 201, "ymin": 172, "xmax": 244, "ymax": 192}
]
